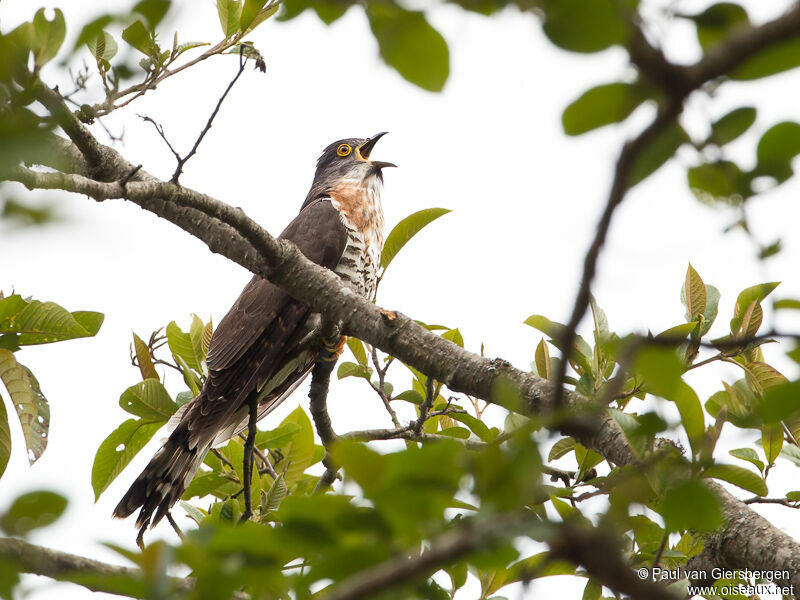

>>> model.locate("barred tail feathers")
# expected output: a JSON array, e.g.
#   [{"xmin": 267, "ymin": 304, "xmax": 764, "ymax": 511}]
[{"xmin": 112, "ymin": 420, "xmax": 211, "ymax": 529}]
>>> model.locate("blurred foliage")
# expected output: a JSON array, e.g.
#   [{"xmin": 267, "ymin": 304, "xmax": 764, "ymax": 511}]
[{"xmin": 4, "ymin": 1, "xmax": 800, "ymax": 599}]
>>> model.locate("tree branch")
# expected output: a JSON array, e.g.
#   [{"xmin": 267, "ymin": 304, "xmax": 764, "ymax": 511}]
[{"xmin": 0, "ymin": 537, "xmax": 182, "ymax": 598}]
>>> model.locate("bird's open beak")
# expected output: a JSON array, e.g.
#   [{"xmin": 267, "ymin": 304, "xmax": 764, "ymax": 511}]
[{"xmin": 357, "ymin": 132, "xmax": 396, "ymax": 169}]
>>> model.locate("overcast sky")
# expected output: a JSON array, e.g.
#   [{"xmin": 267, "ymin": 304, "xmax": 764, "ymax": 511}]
[{"xmin": 2, "ymin": 1, "xmax": 800, "ymax": 598}]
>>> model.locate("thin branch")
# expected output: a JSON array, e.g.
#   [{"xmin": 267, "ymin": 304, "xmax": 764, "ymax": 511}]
[
  {"xmin": 743, "ymin": 497, "xmax": 800, "ymax": 507},
  {"xmin": 552, "ymin": 101, "xmax": 683, "ymax": 409},
  {"xmin": 414, "ymin": 375, "xmax": 435, "ymax": 434},
  {"xmin": 370, "ymin": 346, "xmax": 400, "ymax": 427},
  {"xmin": 138, "ymin": 114, "xmax": 182, "ymax": 163},
  {"xmin": 171, "ymin": 51, "xmax": 248, "ymax": 183},
  {"xmin": 340, "ymin": 425, "xmax": 486, "ymax": 450}
]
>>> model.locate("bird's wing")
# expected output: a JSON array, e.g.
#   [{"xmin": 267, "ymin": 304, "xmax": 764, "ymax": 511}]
[{"xmin": 205, "ymin": 198, "xmax": 347, "ymax": 372}]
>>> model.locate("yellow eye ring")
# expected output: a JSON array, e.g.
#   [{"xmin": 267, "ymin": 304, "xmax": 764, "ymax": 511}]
[{"xmin": 336, "ymin": 143, "xmax": 352, "ymax": 157}]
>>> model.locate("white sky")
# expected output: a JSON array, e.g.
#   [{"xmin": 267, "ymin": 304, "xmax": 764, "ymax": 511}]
[{"xmin": 2, "ymin": 1, "xmax": 800, "ymax": 598}]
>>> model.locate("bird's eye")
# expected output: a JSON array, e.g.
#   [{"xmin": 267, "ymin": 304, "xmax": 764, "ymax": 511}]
[{"xmin": 336, "ymin": 144, "xmax": 352, "ymax": 157}]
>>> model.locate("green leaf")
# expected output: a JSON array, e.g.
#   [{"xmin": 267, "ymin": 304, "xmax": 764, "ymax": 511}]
[
  {"xmin": 133, "ymin": 332, "xmax": 159, "ymax": 381},
  {"xmin": 442, "ymin": 328, "xmax": 464, "ymax": 347},
  {"xmin": 0, "ymin": 491, "xmax": 67, "ymax": 536},
  {"xmin": 74, "ymin": 15, "xmax": 114, "ymax": 50},
  {"xmin": 523, "ymin": 315, "xmax": 593, "ymax": 375},
  {"xmin": 188, "ymin": 314, "xmax": 207, "ymax": 373},
  {"xmin": 610, "ymin": 409, "xmax": 650, "ymax": 458},
  {"xmin": 548, "ymin": 437, "xmax": 575, "ymax": 461},
  {"xmin": 658, "ymin": 480, "xmax": 722, "ymax": 532},
  {"xmin": 0, "ymin": 396, "xmax": 10, "ymax": 479},
  {"xmin": 133, "ymin": 0, "xmax": 171, "ymax": 29},
  {"xmin": 787, "ymin": 491, "xmax": 800, "ymax": 502},
  {"xmin": 681, "ymin": 263, "xmax": 707, "ymax": 321},
  {"xmin": 122, "ymin": 20, "xmax": 153, "ymax": 55},
  {"xmin": 336, "ymin": 361, "xmax": 371, "ymax": 380},
  {"xmin": 241, "ymin": 0, "xmax": 267, "ymax": 30},
  {"xmin": 92, "ymin": 419, "xmax": 162, "ymax": 500},
  {"xmin": 532, "ymin": 339, "xmax": 551, "ymax": 380},
  {"xmin": 733, "ymin": 38, "xmax": 800, "ymax": 81},
  {"xmin": 276, "ymin": 407, "xmax": 314, "ymax": 488},
  {"xmin": 242, "ymin": 3, "xmax": 278, "ymax": 32},
  {"xmin": 700, "ymin": 285, "xmax": 721, "ymax": 336},
  {"xmin": 367, "ymin": 4, "xmax": 449, "ymax": 92},
  {"xmin": 32, "ymin": 8, "xmax": 66, "ymax": 67},
  {"xmin": 217, "ymin": 0, "xmax": 243, "ymax": 36},
  {"xmin": 687, "ymin": 161, "xmax": 748, "ymax": 205},
  {"xmin": 685, "ymin": 3, "xmax": 749, "ymax": 50},
  {"xmin": 438, "ymin": 426, "xmax": 470, "ymax": 439},
  {"xmin": 166, "ymin": 320, "xmax": 203, "ymax": 373},
  {"xmin": 0, "ymin": 295, "xmax": 103, "ymax": 345},
  {"xmin": 182, "ymin": 472, "xmax": 234, "ymax": 500},
  {"xmin": 574, "ymin": 443, "xmax": 603, "ymax": 481},
  {"xmin": 255, "ymin": 422, "xmax": 301, "ymax": 449},
  {"xmin": 634, "ymin": 347, "xmax": 704, "ymax": 453},
  {"xmin": 710, "ymin": 107, "xmax": 756, "ymax": 146},
  {"xmin": 0, "ymin": 351, "xmax": 49, "ymax": 464},
  {"xmin": 728, "ymin": 448, "xmax": 764, "ymax": 474},
  {"xmin": 629, "ymin": 122, "xmax": 688, "ymax": 187},
  {"xmin": 381, "ymin": 208, "xmax": 450, "ymax": 271},
  {"xmin": 540, "ymin": 0, "xmax": 635, "ymax": 53},
  {"xmin": 118, "ymin": 379, "xmax": 178, "ymax": 421},
  {"xmin": 346, "ymin": 337, "xmax": 367, "ymax": 366},
  {"xmin": 173, "ymin": 41, "xmax": 210, "ymax": 59},
  {"xmin": 562, "ymin": 82, "xmax": 646, "ymax": 136},
  {"xmin": 261, "ymin": 473, "xmax": 288, "ymax": 514},
  {"xmin": 762, "ymin": 422, "xmax": 783, "ymax": 468},
  {"xmin": 450, "ymin": 411, "xmax": 494, "ymax": 442},
  {"xmin": 730, "ymin": 282, "xmax": 779, "ymax": 334},
  {"xmin": 754, "ymin": 122, "xmax": 800, "ymax": 183},
  {"xmin": 179, "ymin": 501, "xmax": 207, "ymax": 525},
  {"xmin": 704, "ymin": 463, "xmax": 767, "ymax": 496},
  {"xmin": 393, "ymin": 389, "xmax": 423, "ymax": 405},
  {"xmin": 582, "ymin": 578, "xmax": 602, "ymax": 600},
  {"xmin": 780, "ymin": 444, "xmax": 800, "ymax": 467},
  {"xmin": 88, "ymin": 31, "xmax": 118, "ymax": 63},
  {"xmin": 775, "ymin": 298, "xmax": 800, "ymax": 310}
]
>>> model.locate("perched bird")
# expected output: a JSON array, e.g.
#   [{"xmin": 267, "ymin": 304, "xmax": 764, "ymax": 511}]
[{"xmin": 114, "ymin": 133, "xmax": 394, "ymax": 529}]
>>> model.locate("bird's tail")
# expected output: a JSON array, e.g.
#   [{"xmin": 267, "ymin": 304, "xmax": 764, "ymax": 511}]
[{"xmin": 112, "ymin": 418, "xmax": 210, "ymax": 529}]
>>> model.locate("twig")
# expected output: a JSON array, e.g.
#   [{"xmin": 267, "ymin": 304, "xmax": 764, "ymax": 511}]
[
  {"xmin": 138, "ymin": 115, "xmax": 181, "ymax": 163},
  {"xmin": 552, "ymin": 102, "xmax": 683, "ymax": 409},
  {"xmin": 370, "ymin": 346, "xmax": 400, "ymax": 427},
  {"xmin": 652, "ymin": 531, "xmax": 669, "ymax": 569},
  {"xmin": 414, "ymin": 375, "xmax": 435, "ymax": 434},
  {"xmin": 239, "ymin": 396, "xmax": 259, "ymax": 522},
  {"xmin": 171, "ymin": 49, "xmax": 248, "ymax": 183},
  {"xmin": 237, "ymin": 432, "xmax": 278, "ymax": 479},
  {"xmin": 212, "ymin": 448, "xmax": 235, "ymax": 471},
  {"xmin": 743, "ymin": 497, "xmax": 800, "ymax": 507},
  {"xmin": 165, "ymin": 511, "xmax": 184, "ymax": 540},
  {"xmin": 340, "ymin": 425, "xmax": 486, "ymax": 451}
]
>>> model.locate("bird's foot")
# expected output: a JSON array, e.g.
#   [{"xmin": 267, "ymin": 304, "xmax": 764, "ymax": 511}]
[{"xmin": 320, "ymin": 336, "xmax": 346, "ymax": 361}]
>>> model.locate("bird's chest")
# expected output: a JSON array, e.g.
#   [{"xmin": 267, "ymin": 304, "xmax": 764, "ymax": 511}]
[{"xmin": 329, "ymin": 180, "xmax": 384, "ymax": 300}]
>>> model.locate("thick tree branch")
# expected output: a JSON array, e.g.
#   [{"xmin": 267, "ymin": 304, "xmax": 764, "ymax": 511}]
[
  {"xmin": 0, "ymin": 537, "xmax": 185, "ymax": 598},
  {"xmin": 323, "ymin": 514, "xmax": 678, "ymax": 600}
]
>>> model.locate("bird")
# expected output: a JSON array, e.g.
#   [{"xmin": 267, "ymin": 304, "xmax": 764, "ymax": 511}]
[{"xmin": 113, "ymin": 133, "xmax": 394, "ymax": 529}]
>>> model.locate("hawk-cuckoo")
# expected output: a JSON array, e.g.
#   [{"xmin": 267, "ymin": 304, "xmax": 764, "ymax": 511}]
[{"xmin": 114, "ymin": 133, "xmax": 394, "ymax": 528}]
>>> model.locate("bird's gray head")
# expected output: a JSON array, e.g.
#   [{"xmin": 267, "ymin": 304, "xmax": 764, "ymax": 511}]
[{"xmin": 303, "ymin": 132, "xmax": 395, "ymax": 207}]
